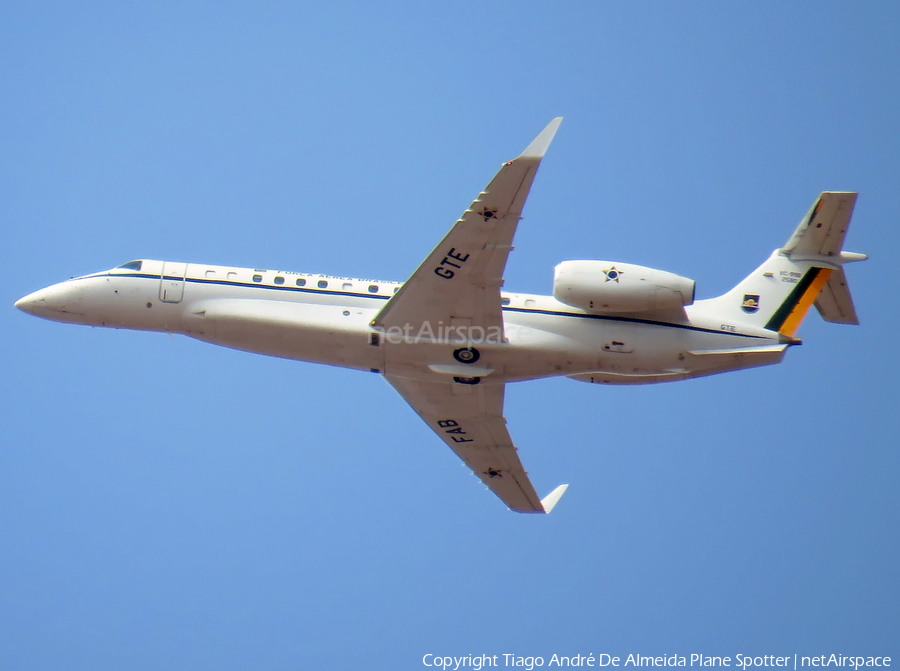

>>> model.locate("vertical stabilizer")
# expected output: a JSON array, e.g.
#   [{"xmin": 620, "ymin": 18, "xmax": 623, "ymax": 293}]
[
  {"xmin": 762, "ymin": 266, "xmax": 833, "ymax": 337},
  {"xmin": 699, "ymin": 192, "xmax": 866, "ymax": 337}
]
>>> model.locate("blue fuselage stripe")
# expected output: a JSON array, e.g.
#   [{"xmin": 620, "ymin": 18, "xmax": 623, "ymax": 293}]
[{"xmin": 98, "ymin": 272, "xmax": 765, "ymax": 339}]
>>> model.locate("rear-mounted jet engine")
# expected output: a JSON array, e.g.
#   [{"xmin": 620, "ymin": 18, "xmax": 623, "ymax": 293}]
[{"xmin": 553, "ymin": 260, "xmax": 696, "ymax": 314}]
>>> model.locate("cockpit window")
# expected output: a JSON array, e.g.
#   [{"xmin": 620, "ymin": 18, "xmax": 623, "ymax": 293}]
[{"xmin": 117, "ymin": 260, "xmax": 143, "ymax": 271}]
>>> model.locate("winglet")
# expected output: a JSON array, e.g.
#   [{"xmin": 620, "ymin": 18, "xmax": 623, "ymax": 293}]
[
  {"xmin": 518, "ymin": 117, "xmax": 563, "ymax": 160},
  {"xmin": 540, "ymin": 484, "xmax": 569, "ymax": 514}
]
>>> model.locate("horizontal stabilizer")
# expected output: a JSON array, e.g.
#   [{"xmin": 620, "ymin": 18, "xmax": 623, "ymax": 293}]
[
  {"xmin": 783, "ymin": 192, "xmax": 858, "ymax": 258},
  {"xmin": 540, "ymin": 484, "xmax": 569, "ymax": 514},
  {"xmin": 814, "ymin": 267, "xmax": 859, "ymax": 324}
]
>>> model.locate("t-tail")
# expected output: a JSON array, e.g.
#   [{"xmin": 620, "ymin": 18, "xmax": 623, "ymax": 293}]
[{"xmin": 702, "ymin": 192, "xmax": 867, "ymax": 339}]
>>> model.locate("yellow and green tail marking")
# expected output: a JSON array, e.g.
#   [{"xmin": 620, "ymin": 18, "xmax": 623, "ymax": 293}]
[{"xmin": 764, "ymin": 268, "xmax": 832, "ymax": 337}]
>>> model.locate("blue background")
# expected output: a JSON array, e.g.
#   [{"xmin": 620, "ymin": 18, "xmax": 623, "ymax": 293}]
[{"xmin": 2, "ymin": 2, "xmax": 897, "ymax": 669}]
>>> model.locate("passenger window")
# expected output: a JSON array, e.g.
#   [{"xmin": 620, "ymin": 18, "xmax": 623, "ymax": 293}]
[
  {"xmin": 500, "ymin": 297, "xmax": 510, "ymax": 306},
  {"xmin": 296, "ymin": 278, "xmax": 306, "ymax": 287},
  {"xmin": 227, "ymin": 272, "xmax": 237, "ymax": 280},
  {"xmin": 205, "ymin": 270, "xmax": 216, "ymax": 278},
  {"xmin": 393, "ymin": 287, "xmax": 399, "ymax": 294},
  {"xmin": 274, "ymin": 276, "xmax": 285, "ymax": 285},
  {"xmin": 525, "ymin": 299, "xmax": 536, "ymax": 307},
  {"xmin": 252, "ymin": 274, "xmax": 263, "ymax": 283},
  {"xmin": 368, "ymin": 285, "xmax": 378, "ymax": 293},
  {"xmin": 342, "ymin": 282, "xmax": 353, "ymax": 291},
  {"xmin": 318, "ymin": 280, "xmax": 328, "ymax": 289}
]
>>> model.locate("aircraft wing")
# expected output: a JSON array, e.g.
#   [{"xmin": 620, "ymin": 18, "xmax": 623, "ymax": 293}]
[
  {"xmin": 371, "ymin": 118, "xmax": 562, "ymax": 335},
  {"xmin": 385, "ymin": 374, "xmax": 567, "ymax": 514}
]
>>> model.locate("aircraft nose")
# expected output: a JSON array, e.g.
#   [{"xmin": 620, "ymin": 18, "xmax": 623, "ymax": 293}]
[
  {"xmin": 15, "ymin": 292, "xmax": 40, "ymax": 315},
  {"xmin": 14, "ymin": 283, "xmax": 80, "ymax": 319}
]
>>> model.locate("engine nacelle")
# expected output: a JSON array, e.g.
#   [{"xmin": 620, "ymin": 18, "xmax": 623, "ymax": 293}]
[{"xmin": 553, "ymin": 260, "xmax": 695, "ymax": 314}]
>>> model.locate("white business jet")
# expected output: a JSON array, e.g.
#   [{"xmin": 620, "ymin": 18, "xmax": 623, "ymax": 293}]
[{"xmin": 15, "ymin": 118, "xmax": 866, "ymax": 514}]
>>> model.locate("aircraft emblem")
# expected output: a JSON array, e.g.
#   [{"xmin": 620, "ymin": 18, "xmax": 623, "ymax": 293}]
[
  {"xmin": 483, "ymin": 468, "xmax": 503, "ymax": 478},
  {"xmin": 741, "ymin": 294, "xmax": 760, "ymax": 313},
  {"xmin": 477, "ymin": 207, "xmax": 499, "ymax": 222},
  {"xmin": 603, "ymin": 266, "xmax": 623, "ymax": 283}
]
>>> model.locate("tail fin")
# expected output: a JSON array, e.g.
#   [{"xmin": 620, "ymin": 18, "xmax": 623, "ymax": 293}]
[{"xmin": 702, "ymin": 192, "xmax": 866, "ymax": 338}]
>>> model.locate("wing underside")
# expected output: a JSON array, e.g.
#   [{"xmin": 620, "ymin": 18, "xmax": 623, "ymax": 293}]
[
  {"xmin": 372, "ymin": 118, "xmax": 562, "ymax": 336},
  {"xmin": 385, "ymin": 375, "xmax": 554, "ymax": 513}
]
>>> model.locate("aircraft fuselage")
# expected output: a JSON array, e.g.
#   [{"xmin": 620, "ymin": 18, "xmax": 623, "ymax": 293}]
[
  {"xmin": 12, "ymin": 117, "xmax": 864, "ymax": 513},
  {"xmin": 15, "ymin": 258, "xmax": 784, "ymax": 386}
]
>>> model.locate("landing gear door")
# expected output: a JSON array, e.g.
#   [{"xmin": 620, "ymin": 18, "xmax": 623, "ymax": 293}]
[{"xmin": 159, "ymin": 262, "xmax": 187, "ymax": 303}]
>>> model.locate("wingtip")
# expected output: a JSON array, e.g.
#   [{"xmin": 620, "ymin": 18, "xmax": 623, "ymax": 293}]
[
  {"xmin": 540, "ymin": 483, "xmax": 569, "ymax": 514},
  {"xmin": 518, "ymin": 117, "xmax": 563, "ymax": 159}
]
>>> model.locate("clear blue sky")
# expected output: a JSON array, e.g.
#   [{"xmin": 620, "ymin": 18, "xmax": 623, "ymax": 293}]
[{"xmin": 2, "ymin": 2, "xmax": 898, "ymax": 669}]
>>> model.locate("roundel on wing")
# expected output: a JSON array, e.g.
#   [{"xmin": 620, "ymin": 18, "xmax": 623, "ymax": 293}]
[{"xmin": 477, "ymin": 207, "xmax": 498, "ymax": 222}]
